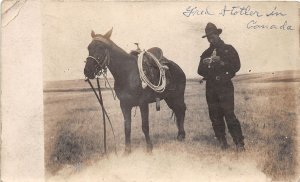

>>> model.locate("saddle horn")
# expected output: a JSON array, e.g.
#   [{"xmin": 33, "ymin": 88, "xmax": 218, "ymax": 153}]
[{"xmin": 134, "ymin": 43, "xmax": 141, "ymax": 51}]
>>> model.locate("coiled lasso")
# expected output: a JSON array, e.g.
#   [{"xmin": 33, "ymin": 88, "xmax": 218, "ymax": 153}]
[{"xmin": 137, "ymin": 51, "xmax": 167, "ymax": 93}]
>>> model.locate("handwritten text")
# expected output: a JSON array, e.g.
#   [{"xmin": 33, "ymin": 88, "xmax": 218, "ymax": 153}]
[
  {"xmin": 182, "ymin": 5, "xmax": 294, "ymax": 31},
  {"xmin": 183, "ymin": 6, "xmax": 214, "ymax": 17},
  {"xmin": 247, "ymin": 20, "xmax": 294, "ymax": 30}
]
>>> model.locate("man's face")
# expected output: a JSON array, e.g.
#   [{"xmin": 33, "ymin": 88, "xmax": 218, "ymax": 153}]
[{"xmin": 207, "ymin": 33, "xmax": 220, "ymax": 46}]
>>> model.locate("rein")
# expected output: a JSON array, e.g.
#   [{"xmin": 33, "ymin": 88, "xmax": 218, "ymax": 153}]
[
  {"xmin": 85, "ymin": 77, "xmax": 117, "ymax": 155},
  {"xmin": 137, "ymin": 51, "xmax": 167, "ymax": 93}
]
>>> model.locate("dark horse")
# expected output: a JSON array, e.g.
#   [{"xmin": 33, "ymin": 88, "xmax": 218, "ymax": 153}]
[{"xmin": 84, "ymin": 28, "xmax": 186, "ymax": 153}]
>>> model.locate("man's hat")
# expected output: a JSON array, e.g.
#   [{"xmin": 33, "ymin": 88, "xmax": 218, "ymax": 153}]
[{"xmin": 202, "ymin": 22, "xmax": 222, "ymax": 38}]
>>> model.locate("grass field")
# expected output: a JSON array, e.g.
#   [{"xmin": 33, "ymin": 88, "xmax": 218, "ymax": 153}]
[{"xmin": 44, "ymin": 70, "xmax": 300, "ymax": 181}]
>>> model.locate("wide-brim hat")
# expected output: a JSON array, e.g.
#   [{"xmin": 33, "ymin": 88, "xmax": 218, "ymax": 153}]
[{"xmin": 202, "ymin": 22, "xmax": 222, "ymax": 38}]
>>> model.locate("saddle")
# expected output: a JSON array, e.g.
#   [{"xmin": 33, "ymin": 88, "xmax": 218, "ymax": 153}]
[
  {"xmin": 147, "ymin": 47, "xmax": 163, "ymax": 61},
  {"xmin": 131, "ymin": 46, "xmax": 175, "ymax": 111},
  {"xmin": 138, "ymin": 47, "xmax": 173, "ymax": 89},
  {"xmin": 130, "ymin": 47, "xmax": 167, "ymax": 64}
]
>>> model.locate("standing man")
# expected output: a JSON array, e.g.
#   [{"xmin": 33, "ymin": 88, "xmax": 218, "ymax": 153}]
[{"xmin": 198, "ymin": 22, "xmax": 245, "ymax": 151}]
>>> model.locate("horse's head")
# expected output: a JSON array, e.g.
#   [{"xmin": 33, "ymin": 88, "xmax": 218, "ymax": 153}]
[{"xmin": 84, "ymin": 28, "xmax": 113, "ymax": 79}]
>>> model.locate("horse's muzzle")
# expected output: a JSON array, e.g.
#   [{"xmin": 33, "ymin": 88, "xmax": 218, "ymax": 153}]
[{"xmin": 84, "ymin": 68, "xmax": 95, "ymax": 79}]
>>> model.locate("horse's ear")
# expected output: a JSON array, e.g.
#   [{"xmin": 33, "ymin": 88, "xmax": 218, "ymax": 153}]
[
  {"xmin": 91, "ymin": 30, "xmax": 96, "ymax": 38},
  {"xmin": 103, "ymin": 27, "xmax": 113, "ymax": 39}
]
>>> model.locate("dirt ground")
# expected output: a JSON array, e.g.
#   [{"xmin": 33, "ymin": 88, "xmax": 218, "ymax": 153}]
[{"xmin": 44, "ymin": 71, "xmax": 299, "ymax": 182}]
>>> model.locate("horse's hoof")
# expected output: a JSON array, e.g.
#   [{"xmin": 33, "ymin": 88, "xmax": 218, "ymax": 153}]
[
  {"xmin": 123, "ymin": 147, "xmax": 131, "ymax": 156},
  {"xmin": 123, "ymin": 150, "xmax": 131, "ymax": 156},
  {"xmin": 177, "ymin": 134, "xmax": 185, "ymax": 141},
  {"xmin": 146, "ymin": 143, "xmax": 153, "ymax": 154}
]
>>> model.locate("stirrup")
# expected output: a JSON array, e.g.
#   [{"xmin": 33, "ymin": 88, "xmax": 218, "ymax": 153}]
[{"xmin": 156, "ymin": 98, "xmax": 160, "ymax": 111}]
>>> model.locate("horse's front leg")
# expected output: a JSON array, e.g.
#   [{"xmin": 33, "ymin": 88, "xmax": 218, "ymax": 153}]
[
  {"xmin": 139, "ymin": 103, "xmax": 153, "ymax": 153},
  {"xmin": 120, "ymin": 101, "xmax": 132, "ymax": 154}
]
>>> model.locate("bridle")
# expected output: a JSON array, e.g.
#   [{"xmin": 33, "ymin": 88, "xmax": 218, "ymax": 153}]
[
  {"xmin": 86, "ymin": 48, "xmax": 110, "ymax": 76},
  {"xmin": 84, "ymin": 46, "xmax": 116, "ymax": 155},
  {"xmin": 85, "ymin": 43, "xmax": 116, "ymax": 99}
]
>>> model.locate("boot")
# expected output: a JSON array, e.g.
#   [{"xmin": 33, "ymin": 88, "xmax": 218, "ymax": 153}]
[
  {"xmin": 218, "ymin": 137, "xmax": 229, "ymax": 150},
  {"xmin": 236, "ymin": 142, "xmax": 245, "ymax": 152},
  {"xmin": 232, "ymin": 134, "xmax": 245, "ymax": 152}
]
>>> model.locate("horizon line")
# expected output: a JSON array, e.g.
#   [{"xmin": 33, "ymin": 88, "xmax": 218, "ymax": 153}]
[{"xmin": 44, "ymin": 69, "xmax": 300, "ymax": 82}]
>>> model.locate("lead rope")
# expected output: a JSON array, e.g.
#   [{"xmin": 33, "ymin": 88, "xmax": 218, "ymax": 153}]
[
  {"xmin": 137, "ymin": 51, "xmax": 167, "ymax": 93},
  {"xmin": 86, "ymin": 78, "xmax": 117, "ymax": 155}
]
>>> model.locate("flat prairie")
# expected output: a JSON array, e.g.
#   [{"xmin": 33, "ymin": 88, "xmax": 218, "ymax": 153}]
[{"xmin": 44, "ymin": 70, "xmax": 300, "ymax": 182}]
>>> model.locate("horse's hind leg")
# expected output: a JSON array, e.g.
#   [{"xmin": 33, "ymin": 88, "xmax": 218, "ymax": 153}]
[
  {"xmin": 120, "ymin": 101, "xmax": 132, "ymax": 154},
  {"xmin": 165, "ymin": 97, "xmax": 186, "ymax": 141},
  {"xmin": 139, "ymin": 103, "xmax": 153, "ymax": 152}
]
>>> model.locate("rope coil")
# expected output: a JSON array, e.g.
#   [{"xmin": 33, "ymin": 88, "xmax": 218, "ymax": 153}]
[{"xmin": 137, "ymin": 51, "xmax": 167, "ymax": 93}]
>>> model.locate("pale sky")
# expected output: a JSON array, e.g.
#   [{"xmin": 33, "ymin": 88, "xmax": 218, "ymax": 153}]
[{"xmin": 42, "ymin": 1, "xmax": 299, "ymax": 81}]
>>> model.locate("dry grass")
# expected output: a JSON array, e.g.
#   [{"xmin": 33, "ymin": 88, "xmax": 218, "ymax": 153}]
[
  {"xmin": 44, "ymin": 71, "xmax": 299, "ymax": 181},
  {"xmin": 234, "ymin": 82, "xmax": 298, "ymax": 179}
]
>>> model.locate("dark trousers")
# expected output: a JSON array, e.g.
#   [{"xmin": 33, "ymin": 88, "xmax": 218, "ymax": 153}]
[{"xmin": 206, "ymin": 80, "xmax": 244, "ymax": 145}]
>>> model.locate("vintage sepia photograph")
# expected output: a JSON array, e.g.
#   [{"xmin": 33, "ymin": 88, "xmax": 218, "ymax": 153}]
[{"xmin": 1, "ymin": 1, "xmax": 299, "ymax": 181}]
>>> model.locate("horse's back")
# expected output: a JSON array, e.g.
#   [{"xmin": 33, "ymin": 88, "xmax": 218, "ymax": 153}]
[{"xmin": 167, "ymin": 60, "xmax": 186, "ymax": 84}]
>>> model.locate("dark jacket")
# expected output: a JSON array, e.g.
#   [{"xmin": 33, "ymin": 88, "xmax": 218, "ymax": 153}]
[{"xmin": 197, "ymin": 41, "xmax": 240, "ymax": 82}]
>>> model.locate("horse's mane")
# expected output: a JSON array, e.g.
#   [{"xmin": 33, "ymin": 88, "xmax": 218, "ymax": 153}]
[{"xmin": 93, "ymin": 35, "xmax": 137, "ymax": 63}]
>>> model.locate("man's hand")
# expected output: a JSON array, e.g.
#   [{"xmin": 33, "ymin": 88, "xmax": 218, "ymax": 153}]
[
  {"xmin": 203, "ymin": 57, "xmax": 212, "ymax": 64},
  {"xmin": 212, "ymin": 56, "xmax": 225, "ymax": 66},
  {"xmin": 212, "ymin": 56, "xmax": 220, "ymax": 63}
]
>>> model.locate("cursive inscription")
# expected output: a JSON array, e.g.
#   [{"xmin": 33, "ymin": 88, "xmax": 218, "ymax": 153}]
[
  {"xmin": 247, "ymin": 20, "xmax": 294, "ymax": 30},
  {"xmin": 266, "ymin": 6, "xmax": 287, "ymax": 17},
  {"xmin": 219, "ymin": 5, "xmax": 263, "ymax": 17},
  {"xmin": 182, "ymin": 5, "xmax": 294, "ymax": 31},
  {"xmin": 183, "ymin": 6, "xmax": 214, "ymax": 17}
]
